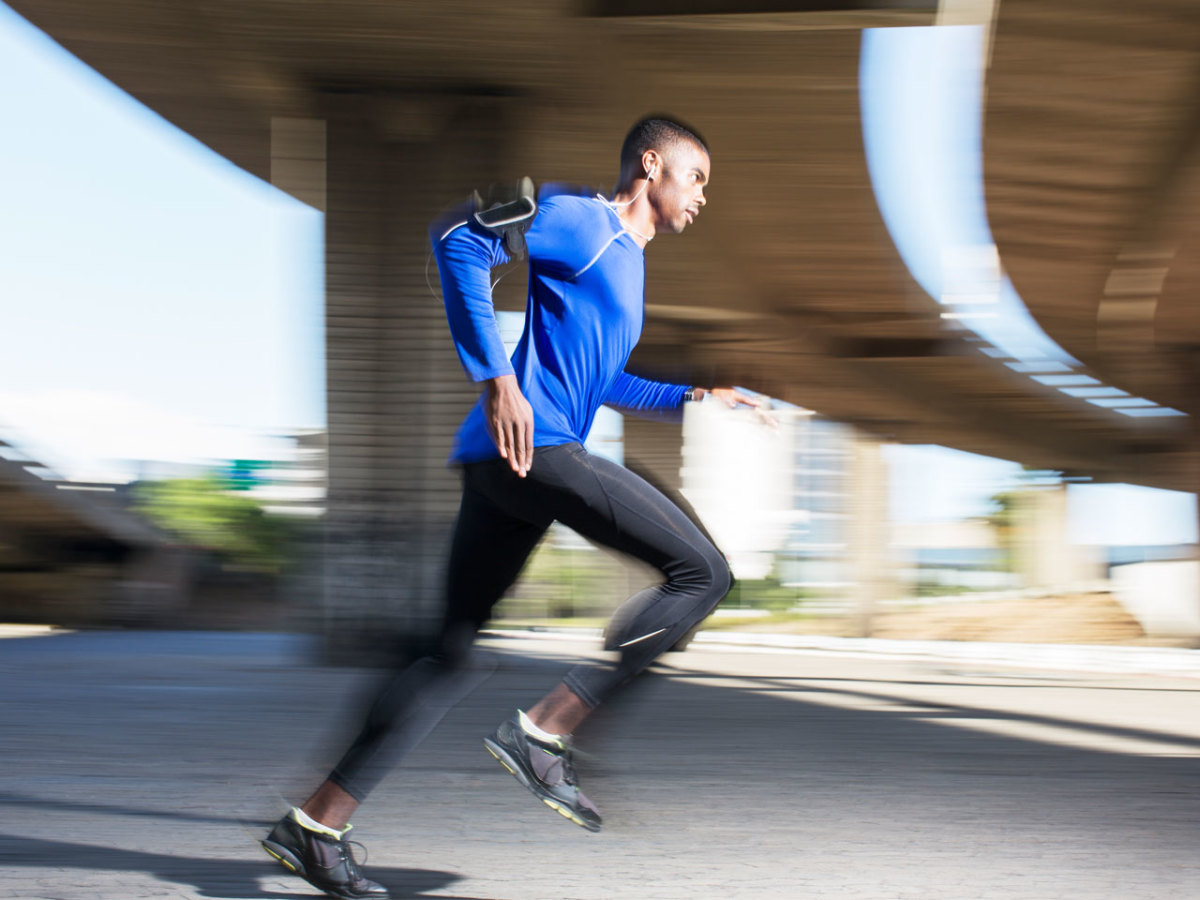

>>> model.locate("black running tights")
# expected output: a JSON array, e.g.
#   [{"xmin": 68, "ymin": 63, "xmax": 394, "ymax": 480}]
[{"xmin": 329, "ymin": 442, "xmax": 731, "ymax": 801}]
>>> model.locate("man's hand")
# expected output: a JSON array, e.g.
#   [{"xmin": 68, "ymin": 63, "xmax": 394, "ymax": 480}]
[
  {"xmin": 485, "ymin": 374, "xmax": 534, "ymax": 477},
  {"xmin": 693, "ymin": 386, "xmax": 779, "ymax": 430}
]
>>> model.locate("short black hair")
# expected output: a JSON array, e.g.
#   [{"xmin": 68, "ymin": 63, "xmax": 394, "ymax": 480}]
[{"xmin": 619, "ymin": 116, "xmax": 708, "ymax": 176}]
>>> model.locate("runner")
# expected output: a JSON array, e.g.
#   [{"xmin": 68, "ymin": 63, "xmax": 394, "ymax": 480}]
[{"xmin": 261, "ymin": 116, "xmax": 766, "ymax": 900}]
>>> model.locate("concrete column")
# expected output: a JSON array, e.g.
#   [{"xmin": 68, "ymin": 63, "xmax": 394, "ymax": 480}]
[
  {"xmin": 1014, "ymin": 485, "xmax": 1100, "ymax": 593},
  {"xmin": 848, "ymin": 431, "xmax": 890, "ymax": 638},
  {"xmin": 320, "ymin": 99, "xmax": 521, "ymax": 661}
]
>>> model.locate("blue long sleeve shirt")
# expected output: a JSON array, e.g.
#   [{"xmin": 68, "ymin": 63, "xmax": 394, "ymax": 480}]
[{"xmin": 432, "ymin": 190, "xmax": 689, "ymax": 464}]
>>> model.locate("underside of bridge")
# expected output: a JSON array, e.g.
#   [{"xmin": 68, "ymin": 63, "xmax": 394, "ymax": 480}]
[{"xmin": 8, "ymin": 0, "xmax": 1200, "ymax": 639}]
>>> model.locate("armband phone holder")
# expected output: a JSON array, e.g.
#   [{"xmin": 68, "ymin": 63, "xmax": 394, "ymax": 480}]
[{"xmin": 473, "ymin": 176, "xmax": 537, "ymax": 259}]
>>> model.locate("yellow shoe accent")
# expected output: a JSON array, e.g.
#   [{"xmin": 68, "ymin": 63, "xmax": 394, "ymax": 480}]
[
  {"xmin": 262, "ymin": 846, "xmax": 297, "ymax": 873},
  {"xmin": 486, "ymin": 745, "xmax": 518, "ymax": 776},
  {"xmin": 544, "ymin": 798, "xmax": 583, "ymax": 826}
]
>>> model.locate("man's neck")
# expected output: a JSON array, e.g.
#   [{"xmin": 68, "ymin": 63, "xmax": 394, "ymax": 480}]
[{"xmin": 611, "ymin": 181, "xmax": 656, "ymax": 247}]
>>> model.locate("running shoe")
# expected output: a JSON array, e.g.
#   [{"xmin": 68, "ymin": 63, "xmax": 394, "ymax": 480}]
[
  {"xmin": 483, "ymin": 713, "xmax": 602, "ymax": 832},
  {"xmin": 261, "ymin": 811, "xmax": 389, "ymax": 900}
]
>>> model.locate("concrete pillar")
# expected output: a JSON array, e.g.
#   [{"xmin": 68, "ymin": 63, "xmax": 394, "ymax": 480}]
[
  {"xmin": 1013, "ymin": 485, "xmax": 1100, "ymax": 594},
  {"xmin": 848, "ymin": 431, "xmax": 890, "ymax": 637},
  {"xmin": 320, "ymin": 99, "xmax": 521, "ymax": 661}
]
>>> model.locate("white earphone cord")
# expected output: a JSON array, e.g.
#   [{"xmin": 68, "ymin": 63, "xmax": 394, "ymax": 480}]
[
  {"xmin": 598, "ymin": 169, "xmax": 654, "ymax": 241},
  {"xmin": 604, "ymin": 175, "xmax": 649, "ymax": 209}
]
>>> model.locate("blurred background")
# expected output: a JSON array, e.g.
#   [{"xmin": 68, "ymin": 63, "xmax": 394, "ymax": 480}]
[{"xmin": 3, "ymin": 0, "xmax": 1200, "ymax": 656}]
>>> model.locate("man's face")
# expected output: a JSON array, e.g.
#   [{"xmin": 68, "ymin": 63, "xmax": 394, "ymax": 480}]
[{"xmin": 648, "ymin": 140, "xmax": 710, "ymax": 234}]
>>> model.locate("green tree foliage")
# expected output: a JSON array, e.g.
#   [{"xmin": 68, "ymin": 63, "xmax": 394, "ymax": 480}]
[
  {"xmin": 986, "ymin": 489, "xmax": 1019, "ymax": 573},
  {"xmin": 132, "ymin": 474, "xmax": 297, "ymax": 573}
]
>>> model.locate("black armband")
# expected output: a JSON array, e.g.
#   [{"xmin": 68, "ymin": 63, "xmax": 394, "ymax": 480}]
[{"xmin": 473, "ymin": 176, "xmax": 537, "ymax": 260}]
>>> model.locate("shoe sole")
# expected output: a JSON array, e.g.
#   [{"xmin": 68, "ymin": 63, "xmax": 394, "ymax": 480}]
[
  {"xmin": 261, "ymin": 840, "xmax": 390, "ymax": 900},
  {"xmin": 484, "ymin": 736, "xmax": 602, "ymax": 832},
  {"xmin": 261, "ymin": 839, "xmax": 304, "ymax": 875}
]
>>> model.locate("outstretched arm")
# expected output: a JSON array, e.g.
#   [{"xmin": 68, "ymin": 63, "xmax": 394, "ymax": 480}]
[
  {"xmin": 604, "ymin": 373, "xmax": 775, "ymax": 428},
  {"xmin": 603, "ymin": 371, "xmax": 689, "ymax": 419}
]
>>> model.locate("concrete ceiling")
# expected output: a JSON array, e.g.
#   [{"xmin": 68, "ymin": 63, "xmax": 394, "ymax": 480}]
[{"xmin": 8, "ymin": 0, "xmax": 1200, "ymax": 491}]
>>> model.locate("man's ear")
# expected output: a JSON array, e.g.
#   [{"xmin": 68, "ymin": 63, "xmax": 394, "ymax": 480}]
[{"xmin": 642, "ymin": 149, "xmax": 661, "ymax": 181}]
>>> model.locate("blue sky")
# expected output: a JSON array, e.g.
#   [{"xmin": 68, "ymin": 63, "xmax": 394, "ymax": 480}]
[{"xmin": 0, "ymin": 3, "xmax": 323, "ymax": 479}]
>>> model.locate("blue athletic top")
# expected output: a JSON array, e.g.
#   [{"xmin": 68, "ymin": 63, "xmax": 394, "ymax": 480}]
[{"xmin": 432, "ymin": 190, "xmax": 689, "ymax": 464}]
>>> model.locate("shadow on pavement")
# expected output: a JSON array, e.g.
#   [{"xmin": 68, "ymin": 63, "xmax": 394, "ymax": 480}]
[
  {"xmin": 0, "ymin": 791, "xmax": 249, "ymax": 826},
  {"xmin": 0, "ymin": 833, "xmax": 485, "ymax": 900},
  {"xmin": 651, "ymin": 665, "xmax": 1200, "ymax": 752}
]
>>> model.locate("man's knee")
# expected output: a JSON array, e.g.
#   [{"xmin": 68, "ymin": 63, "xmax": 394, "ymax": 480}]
[
  {"xmin": 707, "ymin": 550, "xmax": 732, "ymax": 600},
  {"xmin": 681, "ymin": 543, "xmax": 731, "ymax": 602}
]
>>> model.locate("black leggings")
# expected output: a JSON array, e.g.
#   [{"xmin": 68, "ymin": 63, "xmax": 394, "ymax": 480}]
[{"xmin": 329, "ymin": 442, "xmax": 731, "ymax": 801}]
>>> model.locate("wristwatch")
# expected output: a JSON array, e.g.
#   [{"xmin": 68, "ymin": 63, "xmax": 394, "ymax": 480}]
[{"xmin": 683, "ymin": 388, "xmax": 700, "ymax": 403}]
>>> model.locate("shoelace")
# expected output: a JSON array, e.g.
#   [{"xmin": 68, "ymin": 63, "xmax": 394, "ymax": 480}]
[
  {"xmin": 556, "ymin": 744, "xmax": 579, "ymax": 787},
  {"xmin": 336, "ymin": 839, "xmax": 369, "ymax": 881}
]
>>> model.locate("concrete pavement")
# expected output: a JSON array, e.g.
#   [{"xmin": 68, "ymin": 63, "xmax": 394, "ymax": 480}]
[{"xmin": 2, "ymin": 628, "xmax": 1199, "ymax": 899}]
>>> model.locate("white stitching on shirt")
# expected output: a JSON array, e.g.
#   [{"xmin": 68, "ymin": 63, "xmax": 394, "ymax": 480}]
[
  {"xmin": 438, "ymin": 220, "xmax": 468, "ymax": 242},
  {"xmin": 571, "ymin": 231, "xmax": 625, "ymax": 280}
]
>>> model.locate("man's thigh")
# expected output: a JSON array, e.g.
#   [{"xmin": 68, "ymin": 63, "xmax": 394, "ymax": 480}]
[
  {"xmin": 469, "ymin": 443, "xmax": 714, "ymax": 574},
  {"xmin": 443, "ymin": 474, "xmax": 550, "ymax": 632}
]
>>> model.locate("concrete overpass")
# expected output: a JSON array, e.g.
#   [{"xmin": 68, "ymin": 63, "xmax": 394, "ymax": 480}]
[{"xmin": 8, "ymin": 0, "xmax": 1199, "ymax": 640}]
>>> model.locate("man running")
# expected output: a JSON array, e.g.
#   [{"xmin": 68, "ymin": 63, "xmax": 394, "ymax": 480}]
[{"xmin": 261, "ymin": 116, "xmax": 764, "ymax": 900}]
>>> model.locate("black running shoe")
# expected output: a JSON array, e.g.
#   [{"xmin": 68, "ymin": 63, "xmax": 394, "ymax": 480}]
[
  {"xmin": 261, "ymin": 812, "xmax": 389, "ymax": 900},
  {"xmin": 483, "ymin": 714, "xmax": 602, "ymax": 832}
]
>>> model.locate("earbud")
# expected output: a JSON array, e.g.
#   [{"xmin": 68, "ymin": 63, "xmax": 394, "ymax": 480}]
[{"xmin": 646, "ymin": 167, "xmax": 656, "ymax": 181}]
